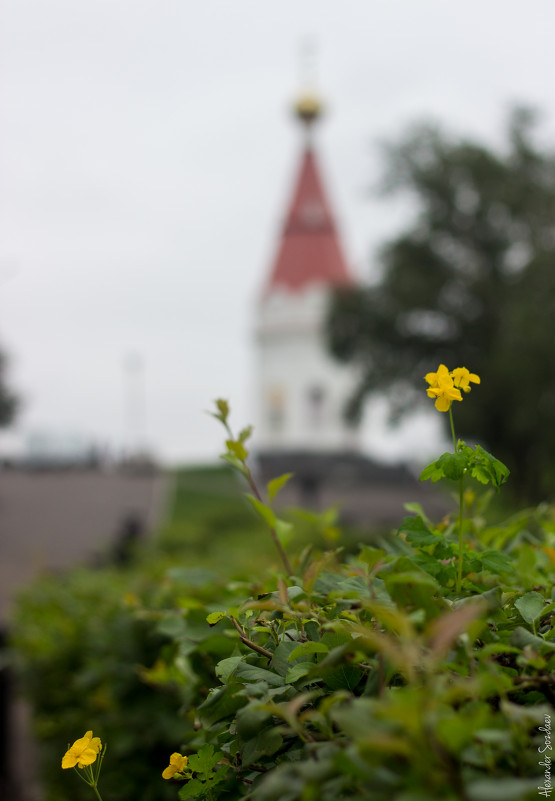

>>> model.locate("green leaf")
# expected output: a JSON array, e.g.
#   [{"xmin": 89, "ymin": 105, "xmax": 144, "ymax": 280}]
[
  {"xmin": 419, "ymin": 460, "xmax": 444, "ymax": 482},
  {"xmin": 475, "ymin": 445, "xmax": 510, "ymax": 487},
  {"xmin": 267, "ymin": 472, "xmax": 294, "ymax": 502},
  {"xmin": 238, "ymin": 425, "xmax": 253, "ymax": 443},
  {"xmin": 384, "ymin": 571, "xmax": 443, "ymax": 619},
  {"xmin": 270, "ymin": 641, "xmax": 304, "ymax": 677},
  {"xmin": 234, "ymin": 661, "xmax": 285, "ymax": 686},
  {"xmin": 479, "ymin": 550, "xmax": 514, "ymax": 574},
  {"xmin": 323, "ymin": 664, "xmax": 365, "ymax": 692},
  {"xmin": 206, "ymin": 611, "xmax": 226, "ymax": 626},
  {"xmin": 226, "ymin": 439, "xmax": 248, "ymax": 461},
  {"xmin": 179, "ymin": 767, "xmax": 228, "ymax": 800},
  {"xmin": 215, "ymin": 656, "xmax": 243, "ymax": 683},
  {"xmin": 420, "ymin": 451, "xmax": 468, "ymax": 482},
  {"xmin": 412, "ymin": 551, "xmax": 451, "ymax": 579},
  {"xmin": 244, "ymin": 494, "xmax": 277, "ymax": 528},
  {"xmin": 454, "ymin": 586, "xmax": 502, "ymax": 612},
  {"xmin": 331, "ymin": 698, "xmax": 375, "ymax": 739},
  {"xmin": 197, "ymin": 682, "xmax": 247, "ymax": 726},
  {"xmin": 275, "ymin": 518, "xmax": 294, "ymax": 546},
  {"xmin": 514, "ymin": 591, "xmax": 546, "ymax": 624},
  {"xmin": 220, "ymin": 452, "xmax": 248, "ymax": 476},
  {"xmin": 285, "ymin": 662, "xmax": 315, "ymax": 684},
  {"xmin": 460, "ymin": 444, "xmax": 510, "ymax": 489},
  {"xmin": 287, "ymin": 641, "xmax": 329, "ymax": 661},
  {"xmin": 187, "ymin": 744, "xmax": 222, "ymax": 777},
  {"xmin": 437, "ymin": 452, "xmax": 468, "ymax": 480},
  {"xmin": 398, "ymin": 515, "xmax": 438, "ymax": 546},
  {"xmin": 471, "ymin": 463, "xmax": 492, "ymax": 485},
  {"xmin": 211, "ymin": 398, "xmax": 229, "ymax": 423},
  {"xmin": 356, "ymin": 545, "xmax": 387, "ymax": 571},
  {"xmin": 236, "ymin": 705, "xmax": 273, "ymax": 738},
  {"xmin": 240, "ymin": 726, "xmax": 283, "ymax": 767},
  {"xmin": 404, "ymin": 501, "xmax": 433, "ymax": 526},
  {"xmin": 477, "ymin": 643, "xmax": 521, "ymax": 659},
  {"xmin": 511, "ymin": 626, "xmax": 555, "ymax": 652}
]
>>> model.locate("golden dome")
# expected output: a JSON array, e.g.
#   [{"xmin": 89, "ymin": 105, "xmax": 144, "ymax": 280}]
[{"xmin": 294, "ymin": 92, "xmax": 323, "ymax": 126}]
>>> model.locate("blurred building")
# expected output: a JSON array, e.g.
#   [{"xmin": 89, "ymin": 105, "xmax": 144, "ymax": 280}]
[
  {"xmin": 254, "ymin": 90, "xmax": 360, "ymax": 458},
  {"xmin": 252, "ymin": 90, "xmax": 447, "ymax": 522}
]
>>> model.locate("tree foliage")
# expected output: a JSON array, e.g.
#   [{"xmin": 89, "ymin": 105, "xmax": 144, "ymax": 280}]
[
  {"xmin": 0, "ymin": 346, "xmax": 17, "ymax": 427},
  {"xmin": 327, "ymin": 107, "xmax": 555, "ymax": 502}
]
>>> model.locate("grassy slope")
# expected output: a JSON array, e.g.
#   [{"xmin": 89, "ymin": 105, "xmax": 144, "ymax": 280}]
[
  {"xmin": 153, "ymin": 464, "xmax": 375, "ymax": 577},
  {"xmin": 156, "ymin": 465, "xmax": 281, "ymax": 576}
]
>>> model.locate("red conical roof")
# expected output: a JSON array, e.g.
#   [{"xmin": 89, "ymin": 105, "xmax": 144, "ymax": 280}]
[{"xmin": 264, "ymin": 143, "xmax": 354, "ymax": 294}]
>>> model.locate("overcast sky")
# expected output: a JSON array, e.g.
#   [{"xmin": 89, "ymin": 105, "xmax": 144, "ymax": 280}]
[{"xmin": 1, "ymin": 1, "xmax": 555, "ymax": 464}]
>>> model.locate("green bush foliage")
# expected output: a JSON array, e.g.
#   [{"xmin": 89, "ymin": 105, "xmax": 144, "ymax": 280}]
[
  {"xmin": 149, "ymin": 507, "xmax": 555, "ymax": 800},
  {"xmin": 11, "ymin": 464, "xmax": 321, "ymax": 801},
  {"xmin": 11, "ymin": 566, "xmax": 187, "ymax": 800},
  {"xmin": 12, "ymin": 401, "xmax": 555, "ymax": 801}
]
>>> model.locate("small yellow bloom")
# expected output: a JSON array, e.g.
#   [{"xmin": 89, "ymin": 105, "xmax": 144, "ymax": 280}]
[
  {"xmin": 450, "ymin": 367, "xmax": 480, "ymax": 393},
  {"xmin": 62, "ymin": 731, "xmax": 102, "ymax": 770},
  {"xmin": 425, "ymin": 363, "xmax": 451, "ymax": 389},
  {"xmin": 162, "ymin": 753, "xmax": 188, "ymax": 780},
  {"xmin": 427, "ymin": 383, "xmax": 463, "ymax": 412},
  {"xmin": 424, "ymin": 364, "xmax": 463, "ymax": 412}
]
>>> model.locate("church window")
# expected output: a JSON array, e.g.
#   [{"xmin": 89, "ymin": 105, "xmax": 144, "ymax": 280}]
[
  {"xmin": 268, "ymin": 387, "xmax": 285, "ymax": 431},
  {"xmin": 307, "ymin": 385, "xmax": 325, "ymax": 427}
]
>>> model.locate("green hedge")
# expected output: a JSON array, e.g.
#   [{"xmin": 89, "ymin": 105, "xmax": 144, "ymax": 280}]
[
  {"xmin": 144, "ymin": 499, "xmax": 555, "ymax": 801},
  {"xmin": 11, "ymin": 455, "xmax": 555, "ymax": 801}
]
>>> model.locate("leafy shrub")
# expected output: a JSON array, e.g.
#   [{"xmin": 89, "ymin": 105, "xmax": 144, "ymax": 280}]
[
  {"xmin": 12, "ymin": 394, "xmax": 555, "ymax": 801},
  {"xmin": 147, "ymin": 505, "xmax": 555, "ymax": 801},
  {"xmin": 11, "ymin": 565, "xmax": 187, "ymax": 801},
  {"xmin": 145, "ymin": 401, "xmax": 555, "ymax": 801}
]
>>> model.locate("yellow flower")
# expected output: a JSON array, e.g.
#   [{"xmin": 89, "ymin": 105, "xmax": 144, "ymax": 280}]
[
  {"xmin": 424, "ymin": 364, "xmax": 463, "ymax": 412},
  {"xmin": 424, "ymin": 363, "xmax": 451, "ymax": 389},
  {"xmin": 450, "ymin": 367, "xmax": 480, "ymax": 393},
  {"xmin": 62, "ymin": 731, "xmax": 102, "ymax": 770},
  {"xmin": 162, "ymin": 753, "xmax": 188, "ymax": 780}
]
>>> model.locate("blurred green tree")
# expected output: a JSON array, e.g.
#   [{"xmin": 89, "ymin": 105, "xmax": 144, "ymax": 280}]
[
  {"xmin": 0, "ymin": 346, "xmax": 17, "ymax": 427},
  {"xmin": 327, "ymin": 107, "xmax": 555, "ymax": 502}
]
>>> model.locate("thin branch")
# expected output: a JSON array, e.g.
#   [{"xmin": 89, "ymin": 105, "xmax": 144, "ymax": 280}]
[
  {"xmin": 246, "ymin": 472, "xmax": 294, "ymax": 576},
  {"xmin": 229, "ymin": 616, "xmax": 273, "ymax": 659}
]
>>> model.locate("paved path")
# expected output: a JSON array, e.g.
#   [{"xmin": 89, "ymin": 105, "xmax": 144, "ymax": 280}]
[{"xmin": 0, "ymin": 468, "xmax": 170, "ymax": 625}]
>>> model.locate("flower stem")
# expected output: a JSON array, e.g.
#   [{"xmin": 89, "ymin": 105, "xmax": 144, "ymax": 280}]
[
  {"xmin": 448, "ymin": 407, "xmax": 457, "ymax": 453},
  {"xmin": 457, "ymin": 476, "xmax": 464, "ymax": 593},
  {"xmin": 449, "ymin": 406, "xmax": 464, "ymax": 593},
  {"xmin": 92, "ymin": 786, "xmax": 104, "ymax": 801}
]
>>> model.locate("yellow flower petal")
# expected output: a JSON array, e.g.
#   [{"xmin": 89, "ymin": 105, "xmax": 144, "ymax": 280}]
[
  {"xmin": 162, "ymin": 765, "xmax": 177, "ymax": 780},
  {"xmin": 451, "ymin": 367, "xmax": 481, "ymax": 391},
  {"xmin": 435, "ymin": 396, "xmax": 452, "ymax": 412},
  {"xmin": 62, "ymin": 752, "xmax": 77, "ymax": 770},
  {"xmin": 162, "ymin": 753, "xmax": 188, "ymax": 780},
  {"xmin": 61, "ymin": 731, "xmax": 102, "ymax": 769}
]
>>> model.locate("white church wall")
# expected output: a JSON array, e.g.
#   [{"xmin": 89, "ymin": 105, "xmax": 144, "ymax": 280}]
[{"xmin": 254, "ymin": 286, "xmax": 360, "ymax": 452}]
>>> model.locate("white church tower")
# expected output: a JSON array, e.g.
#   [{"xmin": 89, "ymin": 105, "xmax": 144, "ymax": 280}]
[{"xmin": 254, "ymin": 91, "xmax": 361, "ymax": 462}]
